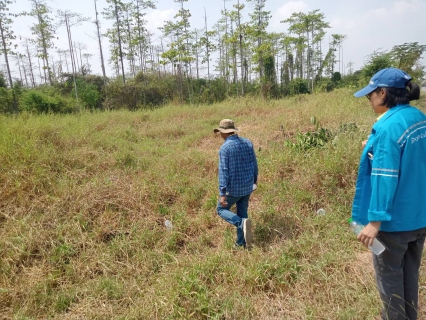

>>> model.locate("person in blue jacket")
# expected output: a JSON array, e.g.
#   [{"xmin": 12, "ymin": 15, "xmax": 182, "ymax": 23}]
[{"xmin": 352, "ymin": 67, "xmax": 425, "ymax": 320}]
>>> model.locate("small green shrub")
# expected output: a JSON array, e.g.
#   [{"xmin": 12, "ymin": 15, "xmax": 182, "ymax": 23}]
[
  {"xmin": 286, "ymin": 116, "xmax": 333, "ymax": 150},
  {"xmin": 315, "ymin": 78, "xmax": 335, "ymax": 93},
  {"xmin": 20, "ymin": 89, "xmax": 78, "ymax": 114},
  {"xmin": 288, "ymin": 127, "xmax": 334, "ymax": 150},
  {"xmin": 289, "ymin": 78, "xmax": 310, "ymax": 95},
  {"xmin": 0, "ymin": 72, "xmax": 7, "ymax": 88},
  {"xmin": 103, "ymin": 79, "xmax": 170, "ymax": 110},
  {"xmin": 72, "ymin": 79, "xmax": 100, "ymax": 109},
  {"xmin": 0, "ymin": 87, "xmax": 12, "ymax": 113}
]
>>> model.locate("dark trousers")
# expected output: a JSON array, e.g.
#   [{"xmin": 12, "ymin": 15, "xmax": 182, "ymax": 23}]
[{"xmin": 373, "ymin": 228, "xmax": 426, "ymax": 320}]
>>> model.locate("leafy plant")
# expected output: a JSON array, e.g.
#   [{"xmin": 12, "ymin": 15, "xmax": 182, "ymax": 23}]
[
  {"xmin": 0, "ymin": 87, "xmax": 12, "ymax": 113},
  {"xmin": 286, "ymin": 116, "xmax": 334, "ymax": 150},
  {"xmin": 71, "ymin": 79, "xmax": 100, "ymax": 109},
  {"xmin": 289, "ymin": 78, "xmax": 310, "ymax": 95},
  {"xmin": 20, "ymin": 89, "xmax": 78, "ymax": 114}
]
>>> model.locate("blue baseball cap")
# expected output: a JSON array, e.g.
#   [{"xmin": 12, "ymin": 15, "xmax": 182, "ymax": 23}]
[{"xmin": 354, "ymin": 67, "xmax": 412, "ymax": 97}]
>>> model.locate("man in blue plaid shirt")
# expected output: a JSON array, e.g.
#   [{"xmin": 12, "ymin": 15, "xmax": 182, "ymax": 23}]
[{"xmin": 214, "ymin": 119, "xmax": 258, "ymax": 249}]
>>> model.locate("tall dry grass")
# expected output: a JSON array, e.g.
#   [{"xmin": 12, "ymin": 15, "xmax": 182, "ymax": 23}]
[{"xmin": 0, "ymin": 88, "xmax": 425, "ymax": 319}]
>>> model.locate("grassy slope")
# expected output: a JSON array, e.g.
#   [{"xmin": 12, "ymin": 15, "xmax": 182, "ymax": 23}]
[{"xmin": 0, "ymin": 88, "xmax": 425, "ymax": 319}]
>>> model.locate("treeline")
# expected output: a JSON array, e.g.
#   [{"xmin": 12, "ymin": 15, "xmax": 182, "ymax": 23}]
[
  {"xmin": 0, "ymin": 0, "xmax": 425, "ymax": 113},
  {"xmin": 1, "ymin": 42, "xmax": 425, "ymax": 114}
]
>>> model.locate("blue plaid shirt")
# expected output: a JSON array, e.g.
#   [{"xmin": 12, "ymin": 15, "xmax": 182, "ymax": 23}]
[{"xmin": 218, "ymin": 134, "xmax": 258, "ymax": 197}]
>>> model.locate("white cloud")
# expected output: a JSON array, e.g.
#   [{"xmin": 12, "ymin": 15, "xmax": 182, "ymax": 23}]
[
  {"xmin": 337, "ymin": 1, "xmax": 420, "ymax": 33},
  {"xmin": 324, "ymin": 0, "xmax": 426, "ymax": 71},
  {"xmin": 392, "ymin": 0, "xmax": 416, "ymax": 15},
  {"xmin": 270, "ymin": 1, "xmax": 309, "ymax": 30},
  {"xmin": 146, "ymin": 9, "xmax": 175, "ymax": 33}
]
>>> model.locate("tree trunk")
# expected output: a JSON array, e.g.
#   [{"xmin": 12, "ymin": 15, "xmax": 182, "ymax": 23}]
[
  {"xmin": 25, "ymin": 39, "xmax": 36, "ymax": 87},
  {"xmin": 135, "ymin": 0, "xmax": 144, "ymax": 71},
  {"xmin": 65, "ymin": 14, "xmax": 79, "ymax": 104},
  {"xmin": 0, "ymin": 21, "xmax": 17, "ymax": 113},
  {"xmin": 94, "ymin": 0, "xmax": 107, "ymax": 87},
  {"xmin": 35, "ymin": 1, "xmax": 53, "ymax": 85},
  {"xmin": 114, "ymin": 0, "xmax": 126, "ymax": 83},
  {"xmin": 237, "ymin": 0, "xmax": 244, "ymax": 96},
  {"xmin": 204, "ymin": 8, "xmax": 210, "ymax": 82}
]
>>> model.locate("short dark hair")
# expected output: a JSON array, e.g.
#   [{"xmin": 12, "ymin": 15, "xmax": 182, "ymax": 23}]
[{"xmin": 381, "ymin": 82, "xmax": 421, "ymax": 108}]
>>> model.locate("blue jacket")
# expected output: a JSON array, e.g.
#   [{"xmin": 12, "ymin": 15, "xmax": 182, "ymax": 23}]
[{"xmin": 352, "ymin": 105, "xmax": 426, "ymax": 232}]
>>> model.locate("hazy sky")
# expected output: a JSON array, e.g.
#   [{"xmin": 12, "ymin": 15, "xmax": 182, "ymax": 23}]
[{"xmin": 8, "ymin": 0, "xmax": 426, "ymax": 79}]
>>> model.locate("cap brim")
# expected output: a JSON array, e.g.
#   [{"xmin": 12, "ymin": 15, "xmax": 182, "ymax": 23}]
[
  {"xmin": 213, "ymin": 128, "xmax": 239, "ymax": 133},
  {"xmin": 354, "ymin": 84, "xmax": 377, "ymax": 98}
]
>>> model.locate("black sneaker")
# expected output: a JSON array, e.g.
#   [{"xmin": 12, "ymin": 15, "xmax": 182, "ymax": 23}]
[{"xmin": 242, "ymin": 218, "xmax": 253, "ymax": 248}]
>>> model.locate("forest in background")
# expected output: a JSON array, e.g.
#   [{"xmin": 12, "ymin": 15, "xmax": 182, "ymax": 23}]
[{"xmin": 0, "ymin": 0, "xmax": 425, "ymax": 114}]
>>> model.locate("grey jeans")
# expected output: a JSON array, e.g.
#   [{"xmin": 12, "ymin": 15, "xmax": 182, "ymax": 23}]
[{"xmin": 373, "ymin": 227, "xmax": 426, "ymax": 320}]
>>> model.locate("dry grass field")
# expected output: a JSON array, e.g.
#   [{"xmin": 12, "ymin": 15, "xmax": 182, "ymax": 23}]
[{"xmin": 1, "ymin": 88, "xmax": 425, "ymax": 319}]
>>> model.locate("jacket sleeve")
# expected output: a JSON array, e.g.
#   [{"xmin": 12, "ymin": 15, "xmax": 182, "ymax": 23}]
[
  {"xmin": 253, "ymin": 147, "xmax": 258, "ymax": 184},
  {"xmin": 368, "ymin": 129, "xmax": 400, "ymax": 222},
  {"xmin": 218, "ymin": 147, "xmax": 228, "ymax": 196}
]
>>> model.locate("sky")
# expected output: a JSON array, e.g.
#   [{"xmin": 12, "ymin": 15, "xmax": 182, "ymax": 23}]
[{"xmin": 7, "ymin": 0, "xmax": 426, "ymax": 81}]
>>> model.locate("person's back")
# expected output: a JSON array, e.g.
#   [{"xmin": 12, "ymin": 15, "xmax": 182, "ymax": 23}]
[
  {"xmin": 384, "ymin": 105, "xmax": 426, "ymax": 231},
  {"xmin": 372, "ymin": 105, "xmax": 426, "ymax": 231},
  {"xmin": 220, "ymin": 135, "xmax": 257, "ymax": 197}
]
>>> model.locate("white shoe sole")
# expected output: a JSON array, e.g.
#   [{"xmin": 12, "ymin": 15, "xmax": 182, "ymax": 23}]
[{"xmin": 243, "ymin": 219, "xmax": 253, "ymax": 247}]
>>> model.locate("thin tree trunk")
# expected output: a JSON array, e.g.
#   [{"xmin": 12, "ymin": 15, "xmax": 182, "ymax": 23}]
[
  {"xmin": 25, "ymin": 39, "xmax": 36, "ymax": 87},
  {"xmin": 50, "ymin": 55, "xmax": 56, "ymax": 80},
  {"xmin": 94, "ymin": 0, "xmax": 107, "ymax": 87},
  {"xmin": 78, "ymin": 43, "xmax": 84, "ymax": 72},
  {"xmin": 73, "ymin": 42, "xmax": 80, "ymax": 73},
  {"xmin": 125, "ymin": 10, "xmax": 135, "ymax": 78},
  {"xmin": 114, "ymin": 1, "xmax": 126, "ymax": 83},
  {"xmin": 41, "ymin": 53, "xmax": 47, "ymax": 83},
  {"xmin": 35, "ymin": 1, "xmax": 53, "ymax": 85},
  {"xmin": 17, "ymin": 59, "xmax": 23, "ymax": 84},
  {"xmin": 237, "ymin": 0, "xmax": 244, "ymax": 96},
  {"xmin": 231, "ymin": 21, "xmax": 237, "ymax": 85},
  {"xmin": 21, "ymin": 60, "xmax": 30, "ymax": 87},
  {"xmin": 37, "ymin": 56, "xmax": 43, "ymax": 83},
  {"xmin": 135, "ymin": 0, "xmax": 144, "ymax": 71},
  {"xmin": 224, "ymin": 0, "xmax": 229, "ymax": 92},
  {"xmin": 65, "ymin": 14, "xmax": 79, "ymax": 104},
  {"xmin": 57, "ymin": 50, "xmax": 63, "ymax": 78},
  {"xmin": 160, "ymin": 37, "xmax": 165, "ymax": 74},
  {"xmin": 195, "ymin": 31, "xmax": 199, "ymax": 79},
  {"xmin": 0, "ymin": 23, "xmax": 13, "ymax": 89},
  {"xmin": 64, "ymin": 51, "xmax": 69, "ymax": 72},
  {"xmin": 204, "ymin": 8, "xmax": 210, "ymax": 82}
]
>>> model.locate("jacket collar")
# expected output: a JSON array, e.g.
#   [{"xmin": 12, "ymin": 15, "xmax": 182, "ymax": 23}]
[
  {"xmin": 373, "ymin": 104, "xmax": 410, "ymax": 129},
  {"xmin": 225, "ymin": 134, "xmax": 239, "ymax": 141}
]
